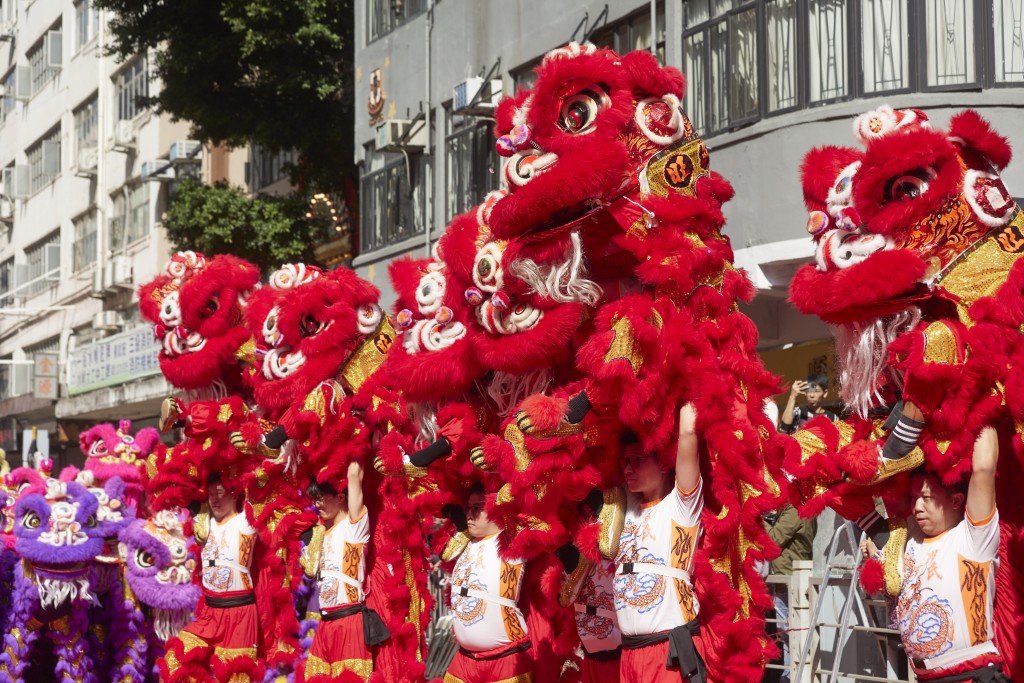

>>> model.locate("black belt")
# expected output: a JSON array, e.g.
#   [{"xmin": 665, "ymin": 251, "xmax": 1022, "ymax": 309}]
[
  {"xmin": 913, "ymin": 663, "xmax": 1009, "ymax": 683},
  {"xmin": 458, "ymin": 639, "xmax": 531, "ymax": 661},
  {"xmin": 205, "ymin": 593, "xmax": 255, "ymax": 608},
  {"xmin": 320, "ymin": 603, "xmax": 391, "ymax": 647},
  {"xmin": 621, "ymin": 619, "xmax": 704, "ymax": 683},
  {"xmin": 582, "ymin": 644, "xmax": 622, "ymax": 662}
]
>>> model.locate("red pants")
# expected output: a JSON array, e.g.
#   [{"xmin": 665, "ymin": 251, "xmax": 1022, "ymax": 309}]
[
  {"xmin": 582, "ymin": 654, "xmax": 621, "ymax": 683},
  {"xmin": 443, "ymin": 640, "xmax": 535, "ymax": 683},
  {"xmin": 620, "ymin": 634, "xmax": 706, "ymax": 683},
  {"xmin": 160, "ymin": 598, "xmax": 261, "ymax": 683},
  {"xmin": 298, "ymin": 610, "xmax": 373, "ymax": 682}
]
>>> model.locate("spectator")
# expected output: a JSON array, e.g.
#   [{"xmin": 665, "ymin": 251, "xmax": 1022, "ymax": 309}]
[
  {"xmin": 779, "ymin": 373, "xmax": 837, "ymax": 434},
  {"xmin": 764, "ymin": 504, "xmax": 816, "ymax": 683}
]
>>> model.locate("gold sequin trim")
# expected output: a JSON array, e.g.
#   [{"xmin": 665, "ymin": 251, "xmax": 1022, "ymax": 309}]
[
  {"xmin": 922, "ymin": 321, "xmax": 959, "ymax": 365},
  {"xmin": 301, "ymin": 523, "xmax": 326, "ymax": 579},
  {"xmin": 340, "ymin": 319, "xmax": 395, "ymax": 393},
  {"xmin": 599, "ymin": 487, "xmax": 626, "ymax": 560},
  {"xmin": 304, "ymin": 653, "xmax": 372, "ymax": 680},
  {"xmin": 179, "ymin": 630, "xmax": 209, "ymax": 654},
  {"xmin": 604, "ymin": 315, "xmax": 642, "ymax": 375},
  {"xmin": 883, "ymin": 518, "xmax": 908, "ymax": 598}
]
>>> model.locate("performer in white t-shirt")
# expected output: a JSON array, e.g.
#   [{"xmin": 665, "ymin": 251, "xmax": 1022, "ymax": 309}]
[
  {"xmin": 299, "ymin": 460, "xmax": 386, "ymax": 683},
  {"xmin": 614, "ymin": 403, "xmax": 705, "ymax": 683},
  {"xmin": 159, "ymin": 472, "xmax": 261, "ymax": 682},
  {"xmin": 863, "ymin": 427, "xmax": 1007, "ymax": 682},
  {"xmin": 444, "ymin": 484, "xmax": 533, "ymax": 683}
]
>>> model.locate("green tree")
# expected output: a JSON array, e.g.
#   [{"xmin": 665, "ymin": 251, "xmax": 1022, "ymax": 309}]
[
  {"xmin": 95, "ymin": 0, "xmax": 354, "ymax": 190},
  {"xmin": 164, "ymin": 178, "xmax": 322, "ymax": 271}
]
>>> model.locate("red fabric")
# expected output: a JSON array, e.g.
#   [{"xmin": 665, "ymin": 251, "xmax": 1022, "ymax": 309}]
[
  {"xmin": 444, "ymin": 640, "xmax": 535, "ymax": 683},
  {"xmin": 620, "ymin": 634, "xmax": 706, "ymax": 683},
  {"xmin": 913, "ymin": 652, "xmax": 1002, "ymax": 681},
  {"xmin": 581, "ymin": 655, "xmax": 620, "ymax": 683},
  {"xmin": 297, "ymin": 611, "xmax": 372, "ymax": 682},
  {"xmin": 182, "ymin": 601, "xmax": 260, "ymax": 653}
]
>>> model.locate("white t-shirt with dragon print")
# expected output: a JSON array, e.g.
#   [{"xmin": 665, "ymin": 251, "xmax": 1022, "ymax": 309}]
[
  {"xmin": 318, "ymin": 508, "xmax": 370, "ymax": 610},
  {"xmin": 575, "ymin": 561, "xmax": 621, "ymax": 653},
  {"xmin": 201, "ymin": 512, "xmax": 258, "ymax": 594},
  {"xmin": 614, "ymin": 478, "xmax": 703, "ymax": 636},
  {"xmin": 450, "ymin": 532, "xmax": 528, "ymax": 652},
  {"xmin": 895, "ymin": 509, "xmax": 1000, "ymax": 671}
]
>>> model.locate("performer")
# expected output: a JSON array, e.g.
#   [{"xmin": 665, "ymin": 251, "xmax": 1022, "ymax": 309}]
[
  {"xmin": 569, "ymin": 559, "xmax": 622, "ymax": 682},
  {"xmin": 159, "ymin": 473, "xmax": 261, "ymax": 683},
  {"xmin": 861, "ymin": 428, "xmax": 1007, "ymax": 682},
  {"xmin": 614, "ymin": 403, "xmax": 705, "ymax": 683},
  {"xmin": 299, "ymin": 461, "xmax": 387, "ymax": 682},
  {"xmin": 444, "ymin": 483, "xmax": 534, "ymax": 683}
]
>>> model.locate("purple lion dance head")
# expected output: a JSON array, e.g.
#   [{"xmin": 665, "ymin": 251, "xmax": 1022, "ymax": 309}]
[{"xmin": 79, "ymin": 420, "xmax": 159, "ymax": 514}]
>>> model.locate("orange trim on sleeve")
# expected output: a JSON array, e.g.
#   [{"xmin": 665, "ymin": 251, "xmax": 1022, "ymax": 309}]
[
  {"xmin": 966, "ymin": 506, "xmax": 997, "ymax": 527},
  {"xmin": 348, "ymin": 506, "xmax": 368, "ymax": 523},
  {"xmin": 676, "ymin": 477, "xmax": 702, "ymax": 499}
]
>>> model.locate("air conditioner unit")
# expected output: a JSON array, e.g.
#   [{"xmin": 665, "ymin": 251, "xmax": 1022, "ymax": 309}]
[
  {"xmin": 110, "ymin": 255, "xmax": 133, "ymax": 288},
  {"xmin": 112, "ymin": 120, "xmax": 136, "ymax": 151},
  {"xmin": 141, "ymin": 159, "xmax": 173, "ymax": 181},
  {"xmin": 375, "ymin": 119, "xmax": 427, "ymax": 153},
  {"xmin": 6, "ymin": 165, "xmax": 28, "ymax": 199},
  {"xmin": 45, "ymin": 30, "xmax": 63, "ymax": 70},
  {"xmin": 453, "ymin": 78, "xmax": 503, "ymax": 115},
  {"xmin": 92, "ymin": 310, "xmax": 122, "ymax": 331},
  {"xmin": 75, "ymin": 146, "xmax": 98, "ymax": 177},
  {"xmin": 169, "ymin": 140, "xmax": 201, "ymax": 163}
]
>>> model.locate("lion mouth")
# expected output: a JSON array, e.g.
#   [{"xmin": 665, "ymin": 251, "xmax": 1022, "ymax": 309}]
[{"xmin": 31, "ymin": 561, "xmax": 88, "ymax": 575}]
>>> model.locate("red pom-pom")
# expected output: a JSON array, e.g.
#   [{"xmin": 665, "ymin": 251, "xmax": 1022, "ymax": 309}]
[
  {"xmin": 839, "ymin": 440, "xmax": 882, "ymax": 483},
  {"xmin": 518, "ymin": 394, "xmax": 570, "ymax": 432},
  {"xmin": 859, "ymin": 557, "xmax": 885, "ymax": 594}
]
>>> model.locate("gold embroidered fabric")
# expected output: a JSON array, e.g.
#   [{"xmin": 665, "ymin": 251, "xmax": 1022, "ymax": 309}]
[
  {"xmin": 921, "ymin": 321, "xmax": 959, "ymax": 365},
  {"xmin": 341, "ymin": 319, "xmax": 395, "ymax": 393},
  {"xmin": 643, "ymin": 136, "xmax": 710, "ymax": 199},
  {"xmin": 599, "ymin": 487, "xmax": 626, "ymax": 560},
  {"xmin": 304, "ymin": 654, "xmax": 372, "ymax": 680},
  {"xmin": 883, "ymin": 518, "xmax": 908, "ymax": 598},
  {"xmin": 301, "ymin": 523, "xmax": 326, "ymax": 579}
]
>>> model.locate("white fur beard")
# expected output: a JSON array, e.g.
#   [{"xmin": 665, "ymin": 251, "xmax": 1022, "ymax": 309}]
[
  {"xmin": 185, "ymin": 379, "xmax": 228, "ymax": 403},
  {"xmin": 508, "ymin": 232, "xmax": 603, "ymax": 305},
  {"xmin": 485, "ymin": 369, "xmax": 553, "ymax": 418},
  {"xmin": 153, "ymin": 608, "xmax": 191, "ymax": 642},
  {"xmin": 835, "ymin": 307, "xmax": 921, "ymax": 418},
  {"xmin": 410, "ymin": 403, "xmax": 438, "ymax": 445},
  {"xmin": 37, "ymin": 576, "xmax": 96, "ymax": 610}
]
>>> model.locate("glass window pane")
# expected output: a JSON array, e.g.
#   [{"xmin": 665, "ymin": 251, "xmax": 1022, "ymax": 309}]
[
  {"xmin": 862, "ymin": 0, "xmax": 910, "ymax": 92},
  {"xmin": 925, "ymin": 0, "xmax": 976, "ymax": 86},
  {"xmin": 994, "ymin": 0, "xmax": 1024, "ymax": 83},
  {"xmin": 684, "ymin": 32, "xmax": 706, "ymax": 133},
  {"xmin": 713, "ymin": 0, "xmax": 733, "ymax": 17},
  {"xmin": 767, "ymin": 0, "xmax": 799, "ymax": 111},
  {"xmin": 809, "ymin": 0, "xmax": 850, "ymax": 102},
  {"xmin": 710, "ymin": 21, "xmax": 729, "ymax": 131},
  {"xmin": 730, "ymin": 8, "xmax": 759, "ymax": 121},
  {"xmin": 686, "ymin": 0, "xmax": 710, "ymax": 28}
]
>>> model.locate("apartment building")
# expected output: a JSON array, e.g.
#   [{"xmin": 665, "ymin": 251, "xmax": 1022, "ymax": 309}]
[{"xmin": 0, "ymin": 0, "xmax": 246, "ymax": 468}]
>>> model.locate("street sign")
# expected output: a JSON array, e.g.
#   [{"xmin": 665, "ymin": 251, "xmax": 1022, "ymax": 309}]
[
  {"xmin": 33, "ymin": 375, "xmax": 57, "ymax": 399},
  {"xmin": 34, "ymin": 353, "xmax": 57, "ymax": 377}
]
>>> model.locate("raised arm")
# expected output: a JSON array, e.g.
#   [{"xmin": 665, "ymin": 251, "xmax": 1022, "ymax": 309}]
[
  {"xmin": 779, "ymin": 381, "xmax": 805, "ymax": 433},
  {"xmin": 966, "ymin": 427, "xmax": 998, "ymax": 523},
  {"xmin": 347, "ymin": 460, "xmax": 366, "ymax": 520},
  {"xmin": 676, "ymin": 403, "xmax": 700, "ymax": 494}
]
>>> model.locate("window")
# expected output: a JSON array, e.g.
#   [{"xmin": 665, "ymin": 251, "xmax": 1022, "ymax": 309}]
[
  {"xmin": 27, "ymin": 128, "xmax": 61, "ymax": 194},
  {"xmin": 25, "ymin": 337, "xmax": 59, "ymax": 395},
  {"xmin": 115, "ymin": 58, "xmax": 149, "ymax": 121},
  {"xmin": 995, "ymin": 0, "xmax": 1024, "ymax": 82},
  {"xmin": 249, "ymin": 145, "xmax": 298, "ymax": 190},
  {"xmin": 27, "ymin": 28, "xmax": 61, "ymax": 96},
  {"xmin": 0, "ymin": 70, "xmax": 14, "ymax": 123},
  {"xmin": 359, "ymin": 149, "xmax": 428, "ymax": 253},
  {"xmin": 73, "ymin": 210, "xmax": 97, "ymax": 271},
  {"xmin": 681, "ymin": 1, "xmax": 1016, "ymax": 138},
  {"xmin": 74, "ymin": 0, "xmax": 99, "ymax": 51},
  {"xmin": 74, "ymin": 95, "xmax": 98, "ymax": 153},
  {"xmin": 367, "ymin": 0, "xmax": 426, "ymax": 43},
  {"xmin": 25, "ymin": 230, "xmax": 59, "ymax": 295},
  {"xmin": 590, "ymin": 5, "xmax": 667, "ymax": 64},
  {"xmin": 109, "ymin": 183, "xmax": 150, "ymax": 250},
  {"xmin": 445, "ymin": 116, "xmax": 498, "ymax": 221},
  {"xmin": 862, "ymin": 0, "xmax": 910, "ymax": 94},
  {"xmin": 0, "ymin": 258, "xmax": 12, "ymax": 307}
]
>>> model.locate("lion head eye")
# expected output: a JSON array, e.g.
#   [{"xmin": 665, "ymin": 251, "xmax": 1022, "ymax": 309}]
[
  {"xmin": 21, "ymin": 511, "xmax": 40, "ymax": 530},
  {"xmin": 558, "ymin": 86, "xmax": 609, "ymax": 134},
  {"xmin": 84, "ymin": 515, "xmax": 98, "ymax": 529},
  {"xmin": 300, "ymin": 314, "xmax": 324, "ymax": 337},
  {"xmin": 198, "ymin": 298, "xmax": 219, "ymax": 320},
  {"xmin": 884, "ymin": 167, "xmax": 936, "ymax": 202},
  {"xmin": 134, "ymin": 549, "xmax": 156, "ymax": 569}
]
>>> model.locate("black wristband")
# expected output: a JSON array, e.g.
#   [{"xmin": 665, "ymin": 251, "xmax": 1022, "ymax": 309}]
[
  {"xmin": 409, "ymin": 438, "xmax": 452, "ymax": 468},
  {"xmin": 566, "ymin": 391, "xmax": 592, "ymax": 424},
  {"xmin": 263, "ymin": 425, "xmax": 289, "ymax": 449}
]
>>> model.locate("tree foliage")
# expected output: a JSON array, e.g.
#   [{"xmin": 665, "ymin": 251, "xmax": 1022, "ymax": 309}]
[
  {"xmin": 94, "ymin": 0, "xmax": 354, "ymax": 189},
  {"xmin": 164, "ymin": 178, "xmax": 323, "ymax": 271}
]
